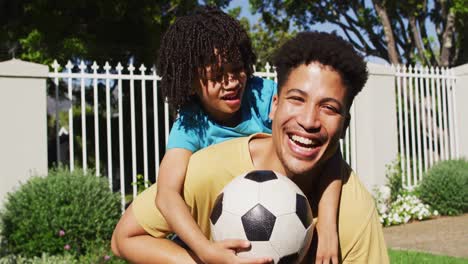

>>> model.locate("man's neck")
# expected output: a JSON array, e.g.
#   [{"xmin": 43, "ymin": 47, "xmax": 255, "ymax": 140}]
[
  {"xmin": 248, "ymin": 136, "xmax": 285, "ymax": 174},
  {"xmin": 248, "ymin": 135, "xmax": 324, "ymax": 196}
]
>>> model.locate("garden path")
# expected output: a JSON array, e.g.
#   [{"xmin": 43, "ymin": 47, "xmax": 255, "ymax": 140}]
[{"xmin": 383, "ymin": 214, "xmax": 468, "ymax": 258}]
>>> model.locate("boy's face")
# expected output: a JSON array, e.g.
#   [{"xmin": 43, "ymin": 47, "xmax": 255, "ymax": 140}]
[
  {"xmin": 269, "ymin": 62, "xmax": 349, "ymax": 177},
  {"xmin": 194, "ymin": 61, "xmax": 247, "ymax": 125}
]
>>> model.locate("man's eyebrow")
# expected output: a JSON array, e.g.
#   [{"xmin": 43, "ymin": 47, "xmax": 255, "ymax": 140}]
[
  {"xmin": 321, "ymin": 97, "xmax": 344, "ymax": 107},
  {"xmin": 285, "ymin": 88, "xmax": 307, "ymax": 96}
]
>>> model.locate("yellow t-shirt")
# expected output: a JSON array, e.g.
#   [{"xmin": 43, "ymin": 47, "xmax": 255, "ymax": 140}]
[{"xmin": 132, "ymin": 133, "xmax": 389, "ymax": 263}]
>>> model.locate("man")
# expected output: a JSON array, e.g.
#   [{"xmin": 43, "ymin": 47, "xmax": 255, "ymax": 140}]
[{"xmin": 112, "ymin": 31, "xmax": 389, "ymax": 263}]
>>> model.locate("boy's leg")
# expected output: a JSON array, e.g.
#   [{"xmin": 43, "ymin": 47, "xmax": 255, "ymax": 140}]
[{"xmin": 111, "ymin": 204, "xmax": 201, "ymax": 264}]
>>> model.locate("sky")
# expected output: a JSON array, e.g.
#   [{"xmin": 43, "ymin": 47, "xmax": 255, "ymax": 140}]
[{"xmin": 224, "ymin": 0, "xmax": 439, "ymax": 65}]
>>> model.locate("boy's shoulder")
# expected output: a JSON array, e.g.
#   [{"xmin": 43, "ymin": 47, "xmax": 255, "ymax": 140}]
[
  {"xmin": 184, "ymin": 136, "xmax": 254, "ymax": 191},
  {"xmin": 248, "ymin": 76, "xmax": 276, "ymax": 90},
  {"xmin": 190, "ymin": 136, "xmax": 250, "ymax": 163}
]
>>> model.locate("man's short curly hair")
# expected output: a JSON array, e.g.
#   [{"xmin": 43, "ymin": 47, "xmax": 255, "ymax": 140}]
[
  {"xmin": 272, "ymin": 31, "xmax": 368, "ymax": 108},
  {"xmin": 156, "ymin": 6, "xmax": 256, "ymax": 110}
]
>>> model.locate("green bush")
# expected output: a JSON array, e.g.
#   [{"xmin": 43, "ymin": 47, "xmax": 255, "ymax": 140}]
[
  {"xmin": 0, "ymin": 251, "xmax": 126, "ymax": 264},
  {"xmin": 0, "ymin": 167, "xmax": 121, "ymax": 257},
  {"xmin": 417, "ymin": 159, "xmax": 468, "ymax": 216},
  {"xmin": 0, "ymin": 253, "xmax": 77, "ymax": 264},
  {"xmin": 0, "ymin": 241, "xmax": 125, "ymax": 264},
  {"xmin": 385, "ymin": 157, "xmax": 404, "ymax": 202}
]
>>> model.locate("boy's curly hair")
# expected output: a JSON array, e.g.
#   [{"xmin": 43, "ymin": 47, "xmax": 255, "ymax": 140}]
[
  {"xmin": 273, "ymin": 31, "xmax": 368, "ymax": 108},
  {"xmin": 156, "ymin": 6, "xmax": 256, "ymax": 110}
]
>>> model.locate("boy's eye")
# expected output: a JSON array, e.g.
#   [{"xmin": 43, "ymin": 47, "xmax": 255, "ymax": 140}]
[{"xmin": 205, "ymin": 72, "xmax": 224, "ymax": 81}]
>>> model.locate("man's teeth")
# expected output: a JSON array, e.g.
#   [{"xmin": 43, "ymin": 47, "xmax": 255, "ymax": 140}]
[{"xmin": 291, "ymin": 135, "xmax": 317, "ymax": 147}]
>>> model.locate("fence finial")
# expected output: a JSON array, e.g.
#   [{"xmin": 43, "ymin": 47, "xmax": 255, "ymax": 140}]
[
  {"xmin": 139, "ymin": 64, "xmax": 147, "ymax": 73},
  {"xmin": 65, "ymin": 61, "xmax": 73, "ymax": 71},
  {"xmin": 128, "ymin": 63, "xmax": 135, "ymax": 73},
  {"xmin": 52, "ymin": 60, "xmax": 60, "ymax": 71},
  {"xmin": 78, "ymin": 60, "xmax": 86, "ymax": 72},
  {"xmin": 116, "ymin": 62, "xmax": 123, "ymax": 73},
  {"xmin": 104, "ymin": 62, "xmax": 111, "ymax": 72},
  {"xmin": 91, "ymin": 61, "xmax": 99, "ymax": 73}
]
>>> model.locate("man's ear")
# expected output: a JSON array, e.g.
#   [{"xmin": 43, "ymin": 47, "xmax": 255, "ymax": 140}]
[
  {"xmin": 341, "ymin": 113, "xmax": 351, "ymax": 139},
  {"xmin": 269, "ymin": 94, "xmax": 279, "ymax": 120}
]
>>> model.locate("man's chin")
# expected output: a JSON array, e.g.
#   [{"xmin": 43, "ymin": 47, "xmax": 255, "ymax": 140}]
[{"xmin": 281, "ymin": 159, "xmax": 323, "ymax": 178}]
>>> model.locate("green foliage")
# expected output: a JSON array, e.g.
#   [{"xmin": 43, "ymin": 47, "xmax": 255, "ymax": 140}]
[
  {"xmin": 385, "ymin": 157, "xmax": 403, "ymax": 202},
  {"xmin": 131, "ymin": 174, "xmax": 151, "ymax": 194},
  {"xmin": 417, "ymin": 159, "xmax": 468, "ymax": 216},
  {"xmin": 0, "ymin": 250, "xmax": 126, "ymax": 264},
  {"xmin": 374, "ymin": 157, "xmax": 437, "ymax": 227},
  {"xmin": 0, "ymin": 0, "xmax": 232, "ymax": 65},
  {"xmin": 389, "ymin": 249, "xmax": 468, "ymax": 264},
  {"xmin": 0, "ymin": 253, "xmax": 77, "ymax": 264},
  {"xmin": 0, "ymin": 167, "xmax": 121, "ymax": 258},
  {"xmin": 249, "ymin": 0, "xmax": 468, "ymax": 67},
  {"xmin": 376, "ymin": 192, "xmax": 437, "ymax": 226},
  {"xmin": 227, "ymin": 6, "xmax": 296, "ymax": 69},
  {"xmin": 18, "ymin": 30, "xmax": 52, "ymax": 65},
  {"xmin": 76, "ymin": 240, "xmax": 126, "ymax": 264}
]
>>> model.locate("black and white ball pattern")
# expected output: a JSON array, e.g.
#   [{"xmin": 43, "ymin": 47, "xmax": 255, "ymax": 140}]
[{"xmin": 210, "ymin": 170, "xmax": 314, "ymax": 264}]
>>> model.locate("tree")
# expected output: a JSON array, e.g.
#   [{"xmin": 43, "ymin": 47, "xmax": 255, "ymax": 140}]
[
  {"xmin": 250, "ymin": 0, "xmax": 468, "ymax": 67},
  {"xmin": 0, "ymin": 0, "xmax": 230, "ymax": 65},
  {"xmin": 227, "ymin": 6, "xmax": 297, "ymax": 69}
]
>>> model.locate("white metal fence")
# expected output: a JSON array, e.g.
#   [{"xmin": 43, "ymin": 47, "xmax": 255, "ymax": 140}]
[
  {"xmin": 49, "ymin": 60, "xmax": 460, "ymax": 208},
  {"xmin": 48, "ymin": 61, "xmax": 356, "ymax": 210},
  {"xmin": 394, "ymin": 65, "xmax": 459, "ymax": 188}
]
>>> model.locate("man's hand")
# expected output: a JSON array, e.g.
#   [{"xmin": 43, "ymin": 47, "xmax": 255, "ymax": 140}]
[{"xmin": 199, "ymin": 239, "xmax": 273, "ymax": 264}]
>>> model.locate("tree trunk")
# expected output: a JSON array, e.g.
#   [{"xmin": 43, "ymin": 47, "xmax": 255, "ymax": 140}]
[
  {"xmin": 440, "ymin": 10, "xmax": 456, "ymax": 67},
  {"xmin": 372, "ymin": 0, "xmax": 400, "ymax": 64},
  {"xmin": 409, "ymin": 16, "xmax": 428, "ymax": 65}
]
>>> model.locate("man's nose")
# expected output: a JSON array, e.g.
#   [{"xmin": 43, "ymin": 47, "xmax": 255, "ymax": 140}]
[{"xmin": 297, "ymin": 106, "xmax": 321, "ymax": 132}]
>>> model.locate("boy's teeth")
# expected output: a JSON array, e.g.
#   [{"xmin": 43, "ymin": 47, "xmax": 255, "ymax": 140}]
[{"xmin": 291, "ymin": 135, "xmax": 313, "ymax": 145}]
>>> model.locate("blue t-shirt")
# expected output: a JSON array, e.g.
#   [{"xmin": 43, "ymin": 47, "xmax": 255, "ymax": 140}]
[{"xmin": 167, "ymin": 76, "xmax": 277, "ymax": 152}]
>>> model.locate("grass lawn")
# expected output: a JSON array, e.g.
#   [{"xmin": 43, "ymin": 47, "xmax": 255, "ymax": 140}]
[{"xmin": 389, "ymin": 249, "xmax": 468, "ymax": 263}]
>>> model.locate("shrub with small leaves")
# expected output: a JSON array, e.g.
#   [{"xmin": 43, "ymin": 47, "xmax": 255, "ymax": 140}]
[
  {"xmin": 0, "ymin": 253, "xmax": 78, "ymax": 264},
  {"xmin": 385, "ymin": 157, "xmax": 403, "ymax": 203},
  {"xmin": 417, "ymin": 159, "xmax": 468, "ymax": 216},
  {"xmin": 0, "ymin": 167, "xmax": 120, "ymax": 257},
  {"xmin": 375, "ymin": 191, "xmax": 438, "ymax": 226},
  {"xmin": 374, "ymin": 158, "xmax": 438, "ymax": 227}
]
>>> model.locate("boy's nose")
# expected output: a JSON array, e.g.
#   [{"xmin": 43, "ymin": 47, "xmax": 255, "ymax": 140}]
[{"xmin": 223, "ymin": 73, "xmax": 241, "ymax": 89}]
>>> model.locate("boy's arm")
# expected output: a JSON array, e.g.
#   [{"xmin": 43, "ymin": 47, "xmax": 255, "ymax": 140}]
[
  {"xmin": 156, "ymin": 149, "xmax": 213, "ymax": 257},
  {"xmin": 156, "ymin": 149, "xmax": 271, "ymax": 264},
  {"xmin": 315, "ymin": 150, "xmax": 343, "ymax": 264}
]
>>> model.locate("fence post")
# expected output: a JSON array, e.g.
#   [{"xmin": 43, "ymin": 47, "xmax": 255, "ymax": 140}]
[
  {"xmin": 352, "ymin": 63, "xmax": 398, "ymax": 191},
  {"xmin": 0, "ymin": 59, "xmax": 49, "ymax": 208},
  {"xmin": 453, "ymin": 63, "xmax": 468, "ymax": 159}
]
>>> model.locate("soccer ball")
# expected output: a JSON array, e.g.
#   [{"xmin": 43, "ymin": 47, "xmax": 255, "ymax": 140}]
[{"xmin": 210, "ymin": 170, "xmax": 314, "ymax": 264}]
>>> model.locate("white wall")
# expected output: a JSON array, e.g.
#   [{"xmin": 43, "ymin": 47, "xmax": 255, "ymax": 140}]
[
  {"xmin": 453, "ymin": 64, "xmax": 468, "ymax": 159},
  {"xmin": 353, "ymin": 63, "xmax": 399, "ymax": 191},
  {"xmin": 0, "ymin": 59, "xmax": 48, "ymax": 209}
]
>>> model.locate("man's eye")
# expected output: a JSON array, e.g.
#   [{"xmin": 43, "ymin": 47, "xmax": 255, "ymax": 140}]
[
  {"xmin": 287, "ymin": 96, "xmax": 304, "ymax": 102},
  {"xmin": 323, "ymin": 105, "xmax": 339, "ymax": 113}
]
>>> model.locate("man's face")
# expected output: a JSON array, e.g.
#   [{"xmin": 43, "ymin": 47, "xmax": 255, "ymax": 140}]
[{"xmin": 269, "ymin": 62, "xmax": 349, "ymax": 176}]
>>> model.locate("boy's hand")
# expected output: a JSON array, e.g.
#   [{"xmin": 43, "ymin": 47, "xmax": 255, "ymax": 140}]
[
  {"xmin": 315, "ymin": 221, "xmax": 339, "ymax": 264},
  {"xmin": 200, "ymin": 239, "xmax": 273, "ymax": 264}
]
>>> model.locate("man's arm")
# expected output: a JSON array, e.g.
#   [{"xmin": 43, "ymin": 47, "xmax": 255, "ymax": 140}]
[
  {"xmin": 111, "ymin": 204, "xmax": 202, "ymax": 264},
  {"xmin": 342, "ymin": 208, "xmax": 390, "ymax": 264}
]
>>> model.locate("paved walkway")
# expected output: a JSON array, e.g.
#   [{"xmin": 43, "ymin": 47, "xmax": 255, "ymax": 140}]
[{"xmin": 383, "ymin": 214, "xmax": 468, "ymax": 258}]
